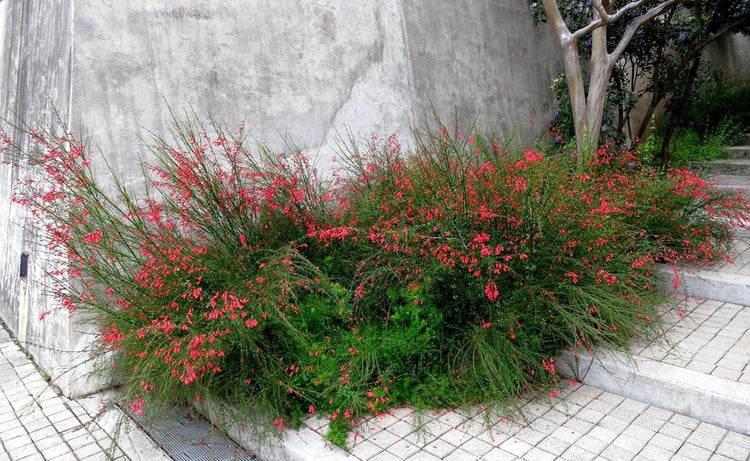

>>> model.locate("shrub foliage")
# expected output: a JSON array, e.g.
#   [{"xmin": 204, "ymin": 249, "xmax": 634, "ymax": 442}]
[{"xmin": 4, "ymin": 117, "xmax": 748, "ymax": 446}]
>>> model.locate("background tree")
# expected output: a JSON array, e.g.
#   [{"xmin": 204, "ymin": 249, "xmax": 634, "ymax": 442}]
[
  {"xmin": 537, "ymin": 0, "xmax": 685, "ymax": 161},
  {"xmin": 533, "ymin": 0, "xmax": 750, "ymax": 165}
]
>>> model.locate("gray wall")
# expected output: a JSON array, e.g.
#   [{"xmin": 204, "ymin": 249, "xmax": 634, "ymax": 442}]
[
  {"xmin": 0, "ymin": 0, "xmax": 562, "ymax": 396},
  {"xmin": 0, "ymin": 0, "xmax": 105, "ymax": 396},
  {"xmin": 71, "ymin": 0, "xmax": 562, "ymax": 176},
  {"xmin": 709, "ymin": 33, "xmax": 750, "ymax": 78}
]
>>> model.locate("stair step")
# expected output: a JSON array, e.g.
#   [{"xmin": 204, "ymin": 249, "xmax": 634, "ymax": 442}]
[
  {"xmin": 556, "ymin": 349, "xmax": 750, "ymax": 435},
  {"xmin": 557, "ymin": 297, "xmax": 750, "ymax": 436},
  {"xmin": 710, "ymin": 174, "xmax": 750, "ymax": 191},
  {"xmin": 727, "ymin": 145, "xmax": 750, "ymax": 159},
  {"xmin": 656, "ymin": 265, "xmax": 750, "ymax": 305},
  {"xmin": 694, "ymin": 158, "xmax": 750, "ymax": 176},
  {"xmin": 743, "ymin": 133, "xmax": 750, "ymax": 145}
]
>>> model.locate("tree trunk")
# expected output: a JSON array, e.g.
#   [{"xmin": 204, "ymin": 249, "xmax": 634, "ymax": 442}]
[{"xmin": 560, "ymin": 42, "xmax": 589, "ymax": 164}]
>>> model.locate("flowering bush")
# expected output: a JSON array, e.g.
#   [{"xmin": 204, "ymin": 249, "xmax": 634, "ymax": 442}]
[{"xmin": 4, "ymin": 116, "xmax": 748, "ymax": 447}]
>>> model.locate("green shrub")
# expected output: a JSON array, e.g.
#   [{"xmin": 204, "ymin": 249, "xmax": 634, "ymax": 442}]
[{"xmin": 5, "ymin": 116, "xmax": 748, "ymax": 447}]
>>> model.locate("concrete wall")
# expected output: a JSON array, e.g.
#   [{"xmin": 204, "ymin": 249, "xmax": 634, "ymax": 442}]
[
  {"xmin": 0, "ymin": 0, "xmax": 105, "ymax": 396},
  {"xmin": 0, "ymin": 0, "xmax": 564, "ymax": 396},
  {"xmin": 709, "ymin": 33, "xmax": 750, "ymax": 78},
  {"xmin": 71, "ymin": 0, "xmax": 561, "ymax": 177}
]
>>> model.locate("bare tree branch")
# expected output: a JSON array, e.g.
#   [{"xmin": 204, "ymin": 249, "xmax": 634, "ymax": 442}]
[
  {"xmin": 610, "ymin": 0, "xmax": 683, "ymax": 62},
  {"xmin": 541, "ymin": 0, "xmax": 573, "ymax": 42},
  {"xmin": 593, "ymin": 0, "xmax": 647, "ymax": 23},
  {"xmin": 572, "ymin": 0, "xmax": 647, "ymax": 40}
]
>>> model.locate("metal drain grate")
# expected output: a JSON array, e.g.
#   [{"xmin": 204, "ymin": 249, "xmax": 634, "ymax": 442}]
[{"xmin": 132, "ymin": 405, "xmax": 257, "ymax": 461}]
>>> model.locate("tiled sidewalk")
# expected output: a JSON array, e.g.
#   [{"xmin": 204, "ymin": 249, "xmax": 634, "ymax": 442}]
[
  {"xmin": 300, "ymin": 380, "xmax": 750, "ymax": 461},
  {"xmin": 0, "ymin": 326, "xmax": 161, "ymax": 461},
  {"xmin": 634, "ymin": 298, "xmax": 750, "ymax": 384}
]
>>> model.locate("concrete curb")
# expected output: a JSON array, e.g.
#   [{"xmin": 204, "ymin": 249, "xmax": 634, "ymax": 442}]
[
  {"xmin": 194, "ymin": 399, "xmax": 351, "ymax": 461},
  {"xmin": 555, "ymin": 349, "xmax": 750, "ymax": 436},
  {"xmin": 656, "ymin": 265, "xmax": 750, "ymax": 305}
]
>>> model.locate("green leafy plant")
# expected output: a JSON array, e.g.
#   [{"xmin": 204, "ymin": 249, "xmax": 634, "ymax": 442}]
[{"xmin": 4, "ymin": 115, "xmax": 748, "ymax": 448}]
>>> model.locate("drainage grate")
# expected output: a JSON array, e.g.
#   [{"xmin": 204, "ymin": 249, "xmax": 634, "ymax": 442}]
[{"xmin": 132, "ymin": 404, "xmax": 257, "ymax": 461}]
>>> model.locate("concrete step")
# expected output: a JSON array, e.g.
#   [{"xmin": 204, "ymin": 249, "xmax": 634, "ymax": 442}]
[
  {"xmin": 743, "ymin": 133, "xmax": 750, "ymax": 145},
  {"xmin": 556, "ymin": 298, "xmax": 750, "ymax": 436},
  {"xmin": 694, "ymin": 158, "xmax": 750, "ymax": 176},
  {"xmin": 557, "ymin": 349, "xmax": 750, "ymax": 436},
  {"xmin": 727, "ymin": 145, "xmax": 750, "ymax": 159},
  {"xmin": 656, "ymin": 265, "xmax": 750, "ymax": 305},
  {"xmin": 710, "ymin": 174, "xmax": 750, "ymax": 192}
]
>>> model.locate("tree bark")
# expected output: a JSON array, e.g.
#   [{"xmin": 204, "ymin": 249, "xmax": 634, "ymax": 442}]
[{"xmin": 542, "ymin": 0, "xmax": 684, "ymax": 162}]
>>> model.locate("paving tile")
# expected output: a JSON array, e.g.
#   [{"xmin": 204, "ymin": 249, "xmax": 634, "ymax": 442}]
[
  {"xmin": 576, "ymin": 407, "xmax": 605, "ymax": 424},
  {"xmin": 439, "ymin": 428, "xmax": 473, "ymax": 447},
  {"xmin": 49, "ymin": 454, "xmax": 77, "ymax": 461},
  {"xmin": 498, "ymin": 437, "xmax": 534, "ymax": 457},
  {"xmin": 7, "ymin": 442, "xmax": 41, "ymax": 460},
  {"xmin": 521, "ymin": 447, "xmax": 557, "ymax": 461},
  {"xmin": 39, "ymin": 441, "xmax": 73, "ymax": 459},
  {"xmin": 660, "ymin": 421, "xmax": 693, "ymax": 440},
  {"xmin": 481, "ymin": 448, "xmax": 518, "ymax": 461},
  {"xmin": 598, "ymin": 414, "xmax": 632, "ymax": 432},
  {"xmin": 370, "ymin": 428, "xmax": 402, "ymax": 450},
  {"xmin": 458, "ymin": 437, "xmax": 492, "ymax": 458},
  {"xmin": 686, "ymin": 422, "xmax": 727, "ymax": 451},
  {"xmin": 536, "ymin": 436, "xmax": 571, "ymax": 456},
  {"xmin": 638, "ymin": 443, "xmax": 676, "ymax": 460},
  {"xmin": 351, "ymin": 439, "xmax": 383, "ymax": 459},
  {"xmin": 622, "ymin": 423, "xmax": 656, "ymax": 443},
  {"xmin": 670, "ymin": 413, "xmax": 701, "ymax": 430},
  {"xmin": 600, "ymin": 443, "xmax": 636, "ymax": 461},
  {"xmin": 3, "ymin": 434, "xmax": 34, "ymax": 451},
  {"xmin": 575, "ymin": 433, "xmax": 609, "ymax": 454},
  {"xmin": 422, "ymin": 437, "xmax": 456, "ymax": 458},
  {"xmin": 722, "ymin": 432, "xmax": 750, "ymax": 450},
  {"xmin": 650, "ymin": 432, "xmax": 685, "ymax": 451},
  {"xmin": 560, "ymin": 445, "xmax": 599, "ymax": 461},
  {"xmin": 387, "ymin": 420, "xmax": 415, "ymax": 438},
  {"xmin": 715, "ymin": 439, "xmax": 750, "ymax": 461},
  {"xmin": 369, "ymin": 451, "xmax": 399, "ymax": 461},
  {"xmin": 401, "ymin": 452, "xmax": 439, "ymax": 461},
  {"xmin": 35, "ymin": 435, "xmax": 67, "ymax": 452},
  {"xmin": 676, "ymin": 442, "xmax": 713, "ymax": 461},
  {"xmin": 708, "ymin": 454, "xmax": 739, "ymax": 461},
  {"xmin": 612, "ymin": 433, "xmax": 649, "ymax": 453},
  {"xmin": 443, "ymin": 448, "xmax": 478, "ymax": 461},
  {"xmin": 588, "ymin": 425, "xmax": 619, "ymax": 444}
]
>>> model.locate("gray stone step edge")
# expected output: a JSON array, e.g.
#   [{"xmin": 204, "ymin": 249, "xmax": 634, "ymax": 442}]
[
  {"xmin": 656, "ymin": 265, "xmax": 750, "ymax": 306},
  {"xmin": 727, "ymin": 145, "xmax": 750, "ymax": 159},
  {"xmin": 555, "ymin": 349, "xmax": 750, "ymax": 436},
  {"xmin": 694, "ymin": 159, "xmax": 750, "ymax": 177},
  {"xmin": 193, "ymin": 398, "xmax": 351, "ymax": 461}
]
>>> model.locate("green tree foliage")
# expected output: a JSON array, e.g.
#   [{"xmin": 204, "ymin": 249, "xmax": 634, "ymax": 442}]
[{"xmin": 532, "ymin": 0, "xmax": 750, "ymax": 164}]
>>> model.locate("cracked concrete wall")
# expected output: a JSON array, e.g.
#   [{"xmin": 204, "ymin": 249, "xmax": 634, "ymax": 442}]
[
  {"xmin": 71, "ymin": 0, "xmax": 560, "ymax": 176},
  {"xmin": 71, "ymin": 0, "xmax": 415, "ymax": 179}
]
